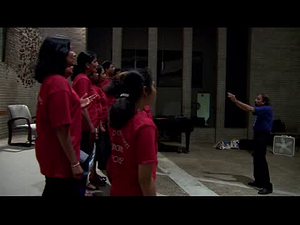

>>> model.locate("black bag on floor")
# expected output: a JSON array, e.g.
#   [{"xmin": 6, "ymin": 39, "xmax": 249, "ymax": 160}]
[{"xmin": 239, "ymin": 139, "xmax": 255, "ymax": 150}]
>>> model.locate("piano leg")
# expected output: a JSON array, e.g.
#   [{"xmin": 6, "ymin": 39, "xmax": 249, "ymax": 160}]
[{"xmin": 183, "ymin": 131, "xmax": 191, "ymax": 153}]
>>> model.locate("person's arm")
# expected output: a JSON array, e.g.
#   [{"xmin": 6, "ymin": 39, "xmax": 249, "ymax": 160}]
[
  {"xmin": 48, "ymin": 86, "xmax": 83, "ymax": 180},
  {"xmin": 75, "ymin": 78, "xmax": 96, "ymax": 145},
  {"xmin": 138, "ymin": 164, "xmax": 156, "ymax": 196},
  {"xmin": 82, "ymin": 108, "xmax": 96, "ymax": 146},
  {"xmin": 99, "ymin": 120, "xmax": 106, "ymax": 132},
  {"xmin": 136, "ymin": 126, "xmax": 157, "ymax": 196},
  {"xmin": 227, "ymin": 92, "xmax": 254, "ymax": 112},
  {"xmin": 55, "ymin": 125, "xmax": 83, "ymax": 180}
]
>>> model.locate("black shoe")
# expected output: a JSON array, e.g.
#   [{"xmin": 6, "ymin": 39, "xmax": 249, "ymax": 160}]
[
  {"xmin": 258, "ymin": 188, "xmax": 273, "ymax": 195},
  {"xmin": 177, "ymin": 146, "xmax": 182, "ymax": 154},
  {"xmin": 248, "ymin": 182, "xmax": 263, "ymax": 188}
]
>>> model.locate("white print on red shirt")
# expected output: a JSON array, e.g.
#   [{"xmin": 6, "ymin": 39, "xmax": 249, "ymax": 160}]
[
  {"xmin": 112, "ymin": 143, "xmax": 124, "ymax": 153},
  {"xmin": 112, "ymin": 129, "xmax": 130, "ymax": 149},
  {"xmin": 111, "ymin": 154, "xmax": 124, "ymax": 164}
]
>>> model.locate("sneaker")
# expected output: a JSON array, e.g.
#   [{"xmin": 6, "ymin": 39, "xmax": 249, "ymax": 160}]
[{"xmin": 258, "ymin": 188, "xmax": 273, "ymax": 195}]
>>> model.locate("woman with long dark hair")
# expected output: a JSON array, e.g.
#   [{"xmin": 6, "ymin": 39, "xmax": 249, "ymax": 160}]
[
  {"xmin": 71, "ymin": 51, "xmax": 107, "ymax": 191},
  {"xmin": 87, "ymin": 66, "xmax": 107, "ymax": 186},
  {"xmin": 35, "ymin": 36, "xmax": 85, "ymax": 197},
  {"xmin": 106, "ymin": 69, "xmax": 158, "ymax": 196}
]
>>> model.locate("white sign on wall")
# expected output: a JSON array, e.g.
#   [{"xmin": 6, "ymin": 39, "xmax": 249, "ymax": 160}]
[{"xmin": 197, "ymin": 93, "xmax": 210, "ymax": 125}]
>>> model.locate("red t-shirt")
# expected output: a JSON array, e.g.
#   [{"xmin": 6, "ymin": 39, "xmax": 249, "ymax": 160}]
[
  {"xmin": 99, "ymin": 77, "xmax": 110, "ymax": 89},
  {"xmin": 107, "ymin": 111, "xmax": 158, "ymax": 196},
  {"xmin": 143, "ymin": 105, "xmax": 153, "ymax": 119},
  {"xmin": 72, "ymin": 73, "xmax": 97, "ymax": 131},
  {"xmin": 99, "ymin": 77, "xmax": 116, "ymax": 114},
  {"xmin": 35, "ymin": 74, "xmax": 82, "ymax": 178},
  {"xmin": 90, "ymin": 84, "xmax": 102, "ymax": 128},
  {"xmin": 93, "ymin": 84, "xmax": 108, "ymax": 124}
]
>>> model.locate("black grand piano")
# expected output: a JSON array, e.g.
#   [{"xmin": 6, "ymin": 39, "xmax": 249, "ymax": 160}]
[{"xmin": 153, "ymin": 115, "xmax": 194, "ymax": 153}]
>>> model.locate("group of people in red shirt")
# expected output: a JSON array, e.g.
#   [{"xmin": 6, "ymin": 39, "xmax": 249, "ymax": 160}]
[{"xmin": 34, "ymin": 36, "xmax": 158, "ymax": 197}]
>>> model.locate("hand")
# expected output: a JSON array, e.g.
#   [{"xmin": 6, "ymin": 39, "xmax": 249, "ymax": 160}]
[
  {"xmin": 89, "ymin": 127, "xmax": 96, "ymax": 148},
  {"xmin": 80, "ymin": 93, "xmax": 98, "ymax": 109},
  {"xmin": 227, "ymin": 92, "xmax": 237, "ymax": 103},
  {"xmin": 100, "ymin": 125, "xmax": 106, "ymax": 133},
  {"xmin": 71, "ymin": 164, "xmax": 84, "ymax": 180}
]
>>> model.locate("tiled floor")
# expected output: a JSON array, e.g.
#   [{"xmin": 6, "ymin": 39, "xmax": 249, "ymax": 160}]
[{"xmin": 1, "ymin": 134, "xmax": 300, "ymax": 196}]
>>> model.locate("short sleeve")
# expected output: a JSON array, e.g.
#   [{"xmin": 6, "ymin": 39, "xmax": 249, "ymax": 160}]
[
  {"xmin": 48, "ymin": 90, "xmax": 72, "ymax": 128},
  {"xmin": 254, "ymin": 106, "xmax": 268, "ymax": 116},
  {"xmin": 136, "ymin": 126, "xmax": 157, "ymax": 165},
  {"xmin": 74, "ymin": 77, "xmax": 91, "ymax": 98}
]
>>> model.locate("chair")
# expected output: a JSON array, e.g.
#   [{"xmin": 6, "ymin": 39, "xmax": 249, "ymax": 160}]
[{"xmin": 7, "ymin": 105, "xmax": 36, "ymax": 146}]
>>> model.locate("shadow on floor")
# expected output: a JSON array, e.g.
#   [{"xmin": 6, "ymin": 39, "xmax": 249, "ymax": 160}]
[
  {"xmin": 0, "ymin": 144, "xmax": 34, "ymax": 153},
  {"xmin": 158, "ymin": 142, "xmax": 188, "ymax": 153},
  {"xmin": 203, "ymin": 171, "xmax": 254, "ymax": 187}
]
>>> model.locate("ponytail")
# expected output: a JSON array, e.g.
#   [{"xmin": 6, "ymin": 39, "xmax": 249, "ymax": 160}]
[
  {"xmin": 109, "ymin": 70, "xmax": 145, "ymax": 129},
  {"xmin": 104, "ymin": 71, "xmax": 129, "ymax": 97},
  {"xmin": 109, "ymin": 96, "xmax": 136, "ymax": 129}
]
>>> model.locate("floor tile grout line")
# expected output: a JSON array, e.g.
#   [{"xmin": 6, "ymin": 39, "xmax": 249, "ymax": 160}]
[{"xmin": 157, "ymin": 152, "xmax": 219, "ymax": 196}]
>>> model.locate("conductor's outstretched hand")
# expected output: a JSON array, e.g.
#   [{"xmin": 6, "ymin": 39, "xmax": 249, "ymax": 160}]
[{"xmin": 227, "ymin": 92, "xmax": 237, "ymax": 103}]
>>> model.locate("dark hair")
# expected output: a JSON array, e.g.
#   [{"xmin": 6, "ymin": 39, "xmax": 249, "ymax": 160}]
[
  {"xmin": 71, "ymin": 51, "xmax": 97, "ymax": 81},
  {"xmin": 35, "ymin": 36, "xmax": 70, "ymax": 83},
  {"xmin": 97, "ymin": 65, "xmax": 104, "ymax": 75},
  {"xmin": 101, "ymin": 60, "xmax": 112, "ymax": 71},
  {"xmin": 109, "ymin": 69, "xmax": 153, "ymax": 129},
  {"xmin": 89, "ymin": 65, "xmax": 103, "ymax": 85},
  {"xmin": 104, "ymin": 71, "xmax": 129, "ymax": 97},
  {"xmin": 114, "ymin": 68, "xmax": 121, "ymax": 75},
  {"xmin": 260, "ymin": 93, "xmax": 270, "ymax": 106}
]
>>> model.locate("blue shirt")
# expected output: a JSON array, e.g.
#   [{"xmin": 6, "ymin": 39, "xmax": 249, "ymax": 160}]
[{"xmin": 253, "ymin": 105, "xmax": 273, "ymax": 132}]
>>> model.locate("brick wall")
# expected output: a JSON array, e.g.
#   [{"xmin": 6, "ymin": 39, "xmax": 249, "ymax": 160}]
[
  {"xmin": 0, "ymin": 27, "xmax": 86, "ymax": 139},
  {"xmin": 0, "ymin": 28, "xmax": 2, "ymax": 60},
  {"xmin": 182, "ymin": 28, "xmax": 193, "ymax": 118},
  {"xmin": 0, "ymin": 28, "xmax": 41, "ymax": 139},
  {"xmin": 39, "ymin": 28, "xmax": 86, "ymax": 54},
  {"xmin": 1, "ymin": 27, "xmax": 299, "ymax": 143},
  {"xmin": 213, "ymin": 28, "xmax": 249, "ymax": 143},
  {"xmin": 148, "ymin": 28, "xmax": 158, "ymax": 115},
  {"xmin": 183, "ymin": 28, "xmax": 249, "ymax": 144},
  {"xmin": 248, "ymin": 28, "xmax": 300, "ymax": 137},
  {"xmin": 112, "ymin": 28, "xmax": 122, "ymax": 68},
  {"xmin": 195, "ymin": 28, "xmax": 300, "ymax": 143}
]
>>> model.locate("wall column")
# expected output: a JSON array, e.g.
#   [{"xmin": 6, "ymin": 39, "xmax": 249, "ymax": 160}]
[
  {"xmin": 182, "ymin": 28, "xmax": 193, "ymax": 118},
  {"xmin": 148, "ymin": 27, "xmax": 158, "ymax": 115},
  {"xmin": 112, "ymin": 28, "xmax": 122, "ymax": 68}
]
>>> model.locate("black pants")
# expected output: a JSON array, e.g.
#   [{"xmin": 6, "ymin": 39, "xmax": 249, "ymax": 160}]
[
  {"xmin": 81, "ymin": 131, "xmax": 93, "ymax": 154},
  {"xmin": 253, "ymin": 131, "xmax": 272, "ymax": 190},
  {"xmin": 94, "ymin": 129, "xmax": 101, "ymax": 165},
  {"xmin": 42, "ymin": 177, "xmax": 86, "ymax": 197},
  {"xmin": 98, "ymin": 121, "xmax": 111, "ymax": 170}
]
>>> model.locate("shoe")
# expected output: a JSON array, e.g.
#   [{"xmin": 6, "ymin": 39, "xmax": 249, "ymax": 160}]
[
  {"xmin": 86, "ymin": 182, "xmax": 100, "ymax": 191},
  {"xmin": 85, "ymin": 190, "xmax": 94, "ymax": 197},
  {"xmin": 177, "ymin": 146, "xmax": 182, "ymax": 154},
  {"xmin": 258, "ymin": 188, "xmax": 272, "ymax": 195},
  {"xmin": 89, "ymin": 174, "xmax": 107, "ymax": 186},
  {"xmin": 248, "ymin": 182, "xmax": 263, "ymax": 188}
]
